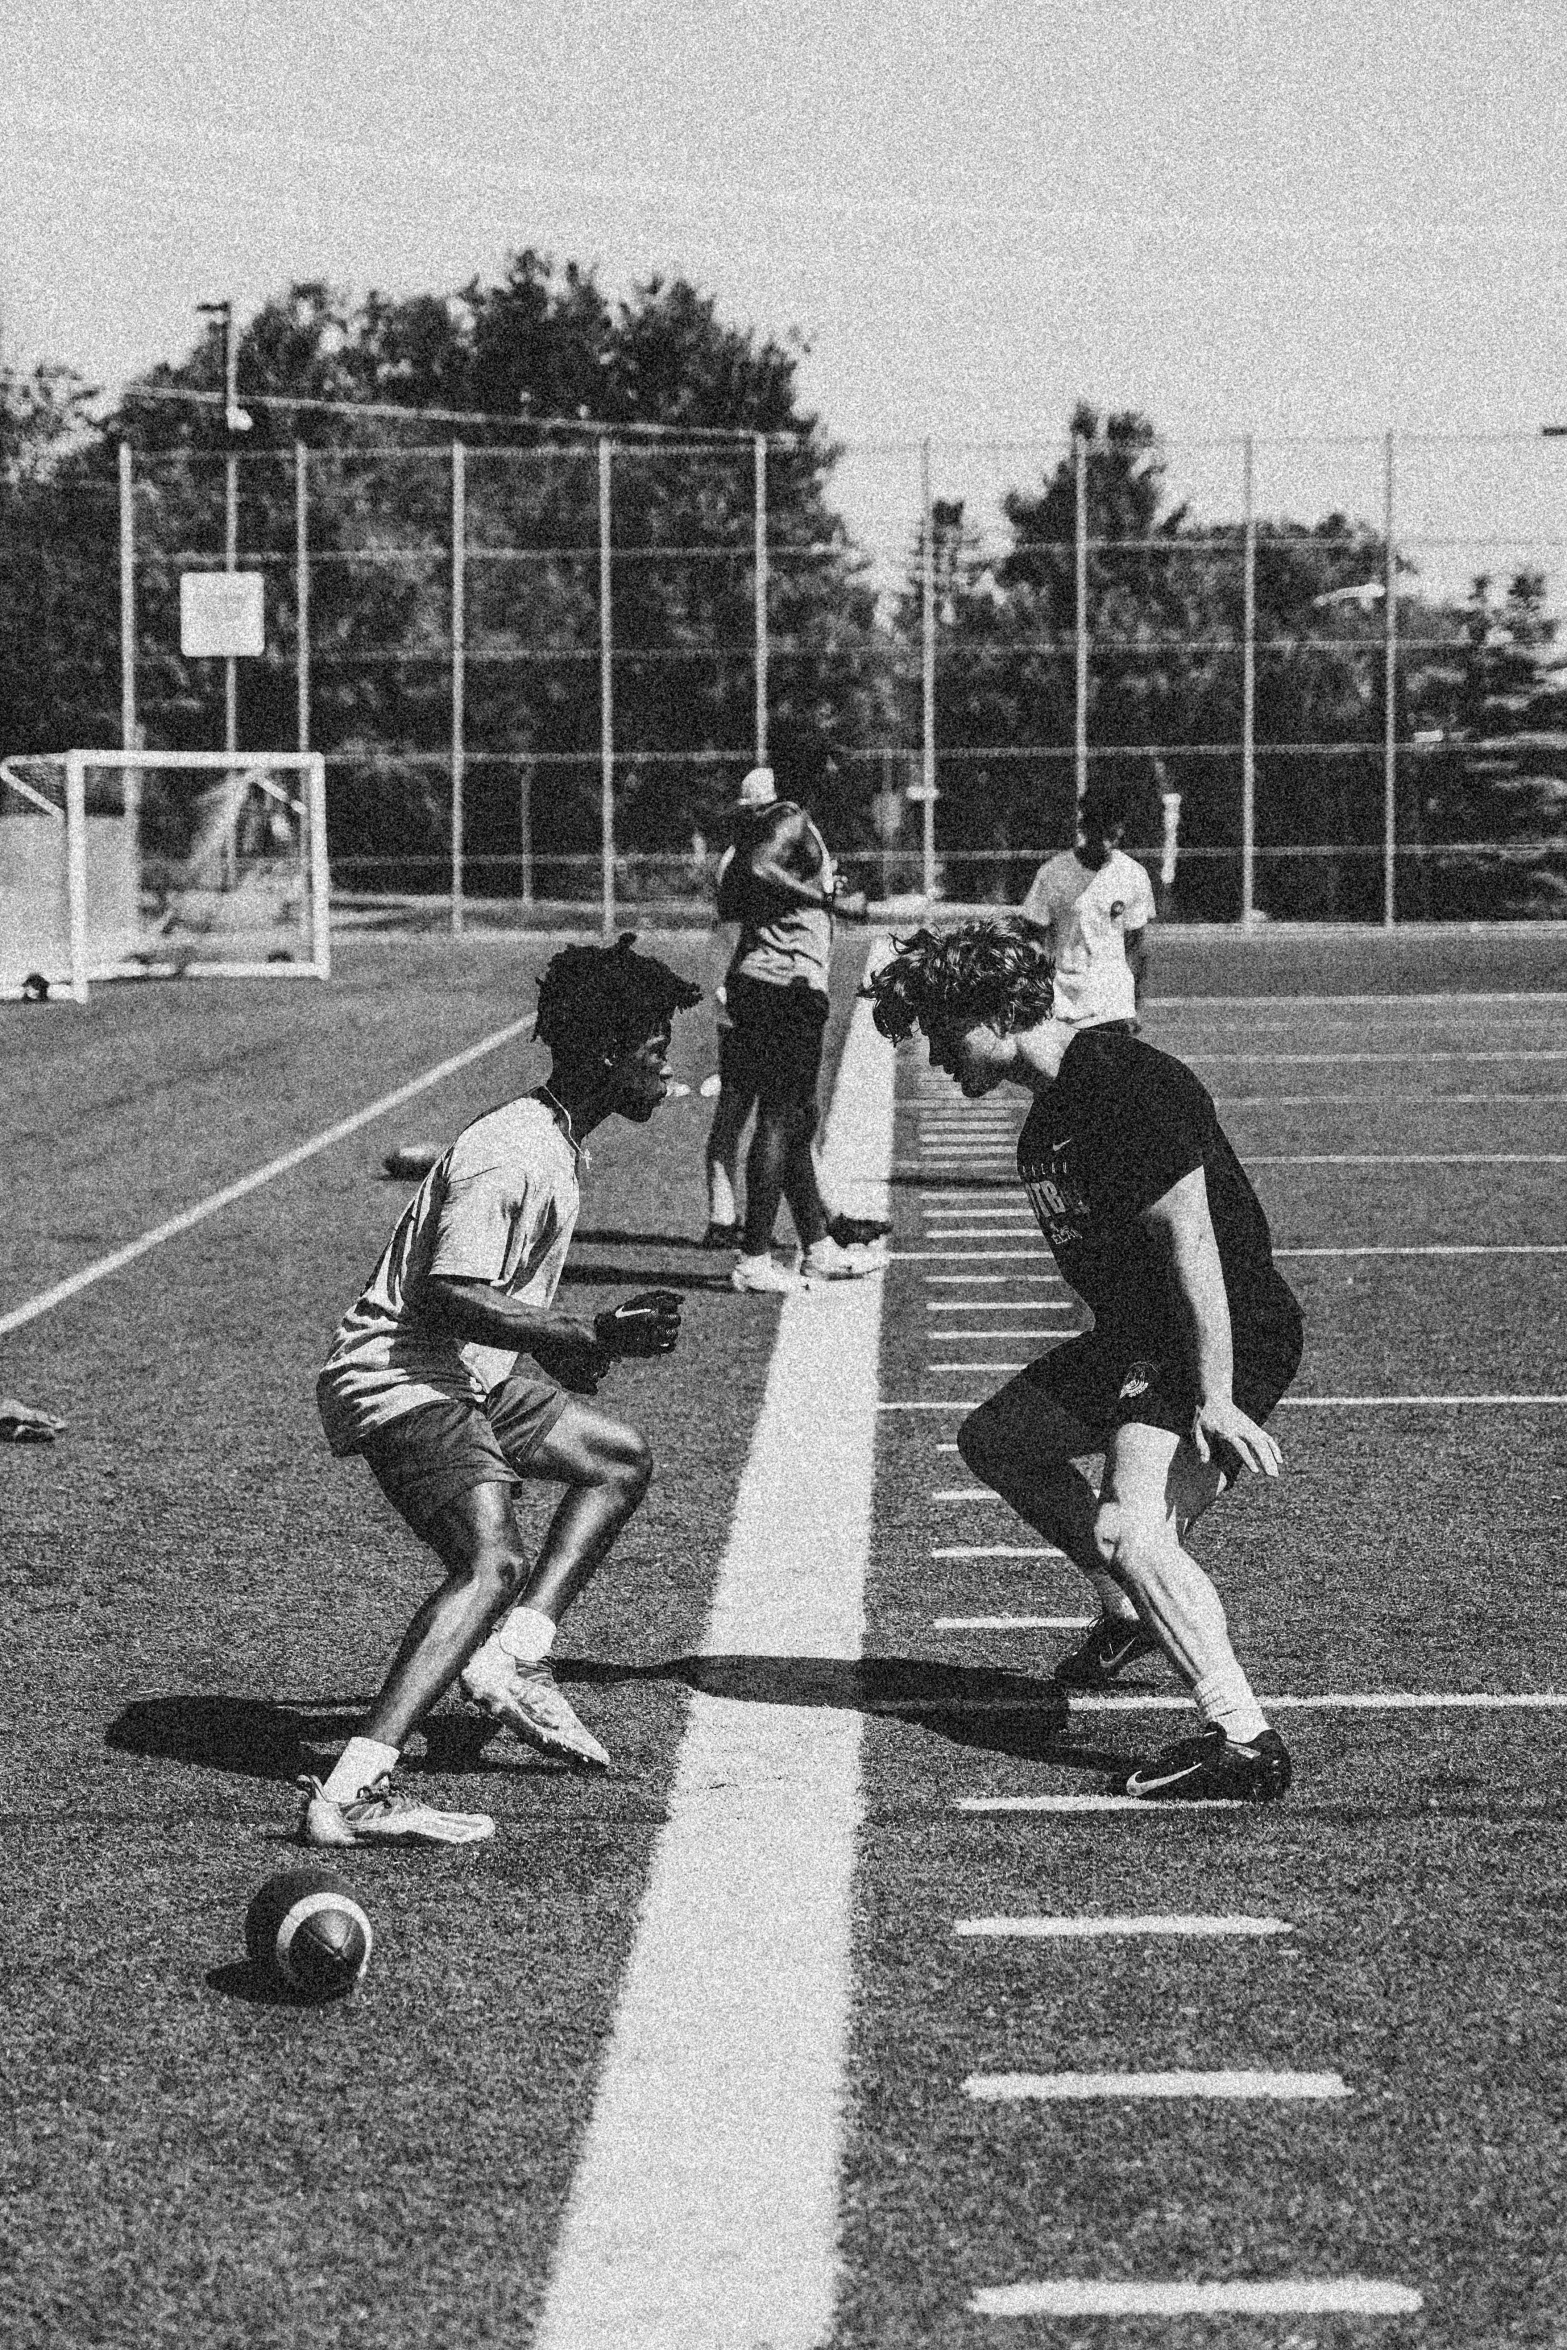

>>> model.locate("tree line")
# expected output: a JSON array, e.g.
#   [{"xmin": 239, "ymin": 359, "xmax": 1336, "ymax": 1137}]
[{"xmin": 2, "ymin": 257, "xmax": 1562, "ymax": 916}]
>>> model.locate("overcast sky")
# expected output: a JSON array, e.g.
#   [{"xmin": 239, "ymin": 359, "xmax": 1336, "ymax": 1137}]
[{"xmin": 5, "ymin": 0, "xmax": 1565, "ymax": 576}]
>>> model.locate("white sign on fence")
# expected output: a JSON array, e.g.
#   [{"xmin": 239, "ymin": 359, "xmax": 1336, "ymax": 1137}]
[{"xmin": 180, "ymin": 572, "xmax": 265, "ymax": 658}]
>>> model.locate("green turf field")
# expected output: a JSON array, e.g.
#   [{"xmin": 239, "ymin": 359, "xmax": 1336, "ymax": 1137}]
[{"xmin": 2, "ymin": 929, "xmax": 1564, "ymax": 2348}]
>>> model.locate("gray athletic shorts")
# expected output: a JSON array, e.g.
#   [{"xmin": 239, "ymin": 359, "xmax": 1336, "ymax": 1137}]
[{"xmin": 356, "ymin": 1372, "xmax": 570, "ymax": 1540}]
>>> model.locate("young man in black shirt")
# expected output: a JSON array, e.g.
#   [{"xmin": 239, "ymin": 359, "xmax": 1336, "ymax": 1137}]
[{"xmin": 866, "ymin": 922, "xmax": 1304, "ymax": 1802}]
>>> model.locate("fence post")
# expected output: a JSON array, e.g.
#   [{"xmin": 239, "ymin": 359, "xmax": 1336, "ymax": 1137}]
[
  {"xmin": 754, "ymin": 433, "xmax": 769, "ymax": 766},
  {"xmin": 1383, "ymin": 430, "xmax": 1398, "ymax": 929},
  {"xmin": 1241, "ymin": 432, "xmax": 1256, "ymax": 925},
  {"xmin": 1074, "ymin": 431, "xmax": 1089, "ymax": 808},
  {"xmin": 451, "ymin": 439, "xmax": 466, "ymax": 937},
  {"xmin": 295, "ymin": 442, "xmax": 310, "ymax": 752},
  {"xmin": 600, "ymin": 436, "xmax": 616, "ymax": 940},
  {"xmin": 920, "ymin": 437, "xmax": 936, "ymax": 901},
  {"xmin": 118, "ymin": 441, "xmax": 137, "ymax": 752},
  {"xmin": 224, "ymin": 447, "xmax": 238, "ymax": 757}
]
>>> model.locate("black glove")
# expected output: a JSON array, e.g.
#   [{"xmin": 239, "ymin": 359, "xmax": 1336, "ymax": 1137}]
[
  {"xmin": 529, "ymin": 1327, "xmax": 613, "ymax": 1396},
  {"xmin": 594, "ymin": 1288, "xmax": 684, "ymax": 1359}
]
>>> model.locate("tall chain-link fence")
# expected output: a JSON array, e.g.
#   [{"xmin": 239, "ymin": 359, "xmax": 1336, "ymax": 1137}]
[{"xmin": 100, "ymin": 426, "xmax": 1567, "ymax": 927}]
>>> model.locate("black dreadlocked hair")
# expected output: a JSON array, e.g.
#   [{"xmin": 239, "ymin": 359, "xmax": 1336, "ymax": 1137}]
[
  {"xmin": 534, "ymin": 933, "xmax": 702, "ymax": 1068},
  {"xmin": 863, "ymin": 921, "xmax": 1056, "ymax": 1045}
]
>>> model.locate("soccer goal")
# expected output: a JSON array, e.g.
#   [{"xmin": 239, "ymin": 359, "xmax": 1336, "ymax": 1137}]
[{"xmin": 0, "ymin": 751, "xmax": 330, "ymax": 999}]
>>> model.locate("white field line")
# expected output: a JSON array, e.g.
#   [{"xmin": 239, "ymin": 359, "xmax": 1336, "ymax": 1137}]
[
  {"xmin": 1214, "ymin": 1091, "xmax": 1567, "ymax": 1105},
  {"xmin": 925, "ymin": 1302, "xmax": 1074, "ymax": 1312},
  {"xmin": 958, "ymin": 1794, "xmax": 1242, "ymax": 1814},
  {"xmin": 928, "ymin": 1363, "xmax": 1029, "ymax": 1373},
  {"xmin": 1184, "ymin": 1050, "xmax": 1567, "ymax": 1064},
  {"xmin": 0, "ymin": 1014, "xmax": 539, "ymax": 1340},
  {"xmin": 885, "ymin": 1394, "xmax": 1567, "ymax": 1411},
  {"xmin": 1071, "ymin": 1690, "xmax": 1567, "ymax": 1712},
  {"xmin": 925, "ymin": 1330, "xmax": 1062, "ymax": 1340},
  {"xmin": 1248, "ymin": 1152, "xmax": 1567, "ymax": 1166},
  {"xmin": 954, "ymin": 1915, "xmax": 1291, "ymax": 1940},
  {"xmin": 932, "ymin": 1545, "xmax": 1068, "ymax": 1558},
  {"xmin": 973, "ymin": 2279, "xmax": 1423, "ymax": 2319},
  {"xmin": 922, "ymin": 1272, "xmax": 1065, "ymax": 1284},
  {"xmin": 934, "ymin": 1616, "xmax": 1091, "ymax": 1631},
  {"xmin": 1278, "ymin": 1243, "xmax": 1567, "ymax": 1257},
  {"xmin": 893, "ymin": 1251, "xmax": 1044, "ymax": 1261},
  {"xmin": 934, "ymin": 1488, "xmax": 1022, "ymax": 1501},
  {"xmin": 531, "ymin": 987, "xmax": 890, "ymax": 2350},
  {"xmin": 965, "ymin": 2070, "xmax": 1348, "ymax": 2101}
]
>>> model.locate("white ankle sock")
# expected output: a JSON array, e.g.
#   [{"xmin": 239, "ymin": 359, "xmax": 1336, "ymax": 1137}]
[
  {"xmin": 323, "ymin": 1736, "xmax": 399, "ymax": 1803},
  {"xmin": 495, "ymin": 1605, "xmax": 557, "ymax": 1666},
  {"xmin": 1193, "ymin": 1666, "xmax": 1268, "ymax": 1746}
]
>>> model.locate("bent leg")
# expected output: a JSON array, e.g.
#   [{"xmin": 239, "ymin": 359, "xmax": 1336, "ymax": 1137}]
[
  {"xmin": 706, "ymin": 1076, "xmax": 755, "ymax": 1226},
  {"xmin": 956, "ymin": 1373, "xmax": 1110, "ymax": 1596},
  {"xmin": 1094, "ymin": 1422, "xmax": 1268, "ymax": 1737},
  {"xmin": 361, "ymin": 1477, "xmax": 532, "ymax": 1749},
  {"xmin": 509, "ymin": 1398, "xmax": 653, "ymax": 1621}
]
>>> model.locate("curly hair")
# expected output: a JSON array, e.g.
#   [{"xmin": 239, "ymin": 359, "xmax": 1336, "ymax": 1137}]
[
  {"xmin": 535, "ymin": 933, "xmax": 702, "ymax": 1067},
  {"xmin": 863, "ymin": 921, "xmax": 1056, "ymax": 1045}
]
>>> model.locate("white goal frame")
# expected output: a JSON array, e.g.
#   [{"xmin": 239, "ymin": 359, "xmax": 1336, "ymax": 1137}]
[{"xmin": 38, "ymin": 750, "xmax": 330, "ymax": 998}]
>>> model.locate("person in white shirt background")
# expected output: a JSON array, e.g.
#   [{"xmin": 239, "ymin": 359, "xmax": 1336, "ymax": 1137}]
[{"xmin": 1020, "ymin": 776, "xmax": 1157, "ymax": 1029}]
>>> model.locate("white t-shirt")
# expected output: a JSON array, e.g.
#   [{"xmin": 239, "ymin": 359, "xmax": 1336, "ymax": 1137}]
[
  {"xmin": 1020, "ymin": 846, "xmax": 1156, "ymax": 1025},
  {"xmin": 316, "ymin": 1096, "xmax": 580, "ymax": 1455}
]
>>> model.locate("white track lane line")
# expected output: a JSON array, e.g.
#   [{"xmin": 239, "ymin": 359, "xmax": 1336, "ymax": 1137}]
[
  {"xmin": 886, "ymin": 1394, "xmax": 1567, "ymax": 1410},
  {"xmin": 934, "ymin": 1616, "xmax": 1090, "ymax": 1631},
  {"xmin": 1248, "ymin": 1152, "xmax": 1567, "ymax": 1166},
  {"xmin": 932, "ymin": 1545, "xmax": 1068, "ymax": 1558},
  {"xmin": 955, "ymin": 1915, "xmax": 1291, "ymax": 1940},
  {"xmin": 1071, "ymin": 1691, "xmax": 1567, "ymax": 1712},
  {"xmin": 0, "ymin": 1013, "xmax": 538, "ymax": 1339},
  {"xmin": 1185, "ymin": 1050, "xmax": 1567, "ymax": 1063},
  {"xmin": 957, "ymin": 1795, "xmax": 1242, "ymax": 1814},
  {"xmin": 974, "ymin": 2278, "xmax": 1423, "ymax": 2318},
  {"xmin": 929, "ymin": 1364, "xmax": 1029, "ymax": 1373},
  {"xmin": 532, "ymin": 988, "xmax": 891, "ymax": 2350},
  {"xmin": 965, "ymin": 2069, "xmax": 1347, "ymax": 2101},
  {"xmin": 926, "ymin": 1302, "xmax": 1073, "ymax": 1312}
]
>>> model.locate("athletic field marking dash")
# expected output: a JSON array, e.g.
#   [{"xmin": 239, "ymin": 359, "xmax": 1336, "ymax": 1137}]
[
  {"xmin": 932, "ymin": 1544, "xmax": 1068, "ymax": 1558},
  {"xmin": 957, "ymin": 1794, "xmax": 1243, "ymax": 1813},
  {"xmin": 934, "ymin": 1615, "xmax": 1090, "ymax": 1631},
  {"xmin": 0, "ymin": 1015, "xmax": 538, "ymax": 1340},
  {"xmin": 965, "ymin": 2069, "xmax": 1347, "ymax": 2101},
  {"xmin": 972, "ymin": 2279, "xmax": 1423, "ymax": 2318},
  {"xmin": 955, "ymin": 1913, "xmax": 1290, "ymax": 1939}
]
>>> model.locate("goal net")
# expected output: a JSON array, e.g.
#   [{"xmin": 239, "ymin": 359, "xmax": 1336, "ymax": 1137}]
[{"xmin": 0, "ymin": 751, "xmax": 329, "ymax": 998}]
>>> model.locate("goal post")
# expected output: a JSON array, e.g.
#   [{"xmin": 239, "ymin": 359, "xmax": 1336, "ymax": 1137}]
[
  {"xmin": 0, "ymin": 756, "xmax": 88, "ymax": 1000},
  {"xmin": 0, "ymin": 751, "xmax": 330, "ymax": 998}
]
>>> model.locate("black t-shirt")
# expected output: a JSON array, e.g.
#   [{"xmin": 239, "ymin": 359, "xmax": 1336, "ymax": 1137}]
[{"xmin": 1016, "ymin": 1027, "xmax": 1298, "ymax": 1346}]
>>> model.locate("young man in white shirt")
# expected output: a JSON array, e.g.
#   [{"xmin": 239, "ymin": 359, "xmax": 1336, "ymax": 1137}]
[
  {"xmin": 301, "ymin": 937, "xmax": 701, "ymax": 1850},
  {"xmin": 1020, "ymin": 778, "xmax": 1156, "ymax": 1028}
]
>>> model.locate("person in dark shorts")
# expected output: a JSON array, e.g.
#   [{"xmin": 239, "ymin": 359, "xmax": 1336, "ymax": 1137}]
[
  {"xmin": 300, "ymin": 936, "xmax": 702, "ymax": 1850},
  {"xmin": 716, "ymin": 766, "xmax": 886, "ymax": 1294},
  {"xmin": 865, "ymin": 920, "xmax": 1304, "ymax": 1804}
]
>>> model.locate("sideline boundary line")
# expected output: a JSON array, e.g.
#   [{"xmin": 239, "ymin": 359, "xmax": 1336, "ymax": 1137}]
[
  {"xmin": 532, "ymin": 986, "xmax": 892, "ymax": 2350},
  {"xmin": 0, "ymin": 1015, "xmax": 538, "ymax": 1339}
]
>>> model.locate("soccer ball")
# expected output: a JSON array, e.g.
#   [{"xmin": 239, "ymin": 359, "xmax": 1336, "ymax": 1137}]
[{"xmin": 245, "ymin": 1867, "xmax": 373, "ymax": 2001}]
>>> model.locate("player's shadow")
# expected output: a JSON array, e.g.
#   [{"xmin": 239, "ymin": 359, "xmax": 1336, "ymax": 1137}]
[
  {"xmin": 561, "ymin": 1652, "xmax": 1123, "ymax": 1770},
  {"xmin": 570, "ymin": 1226, "xmax": 713, "ymax": 1251},
  {"xmin": 559, "ymin": 1263, "xmax": 734, "ymax": 1292},
  {"xmin": 890, "ymin": 1172, "xmax": 1015, "ymax": 1190},
  {"xmin": 107, "ymin": 1695, "xmax": 368, "ymax": 1784}
]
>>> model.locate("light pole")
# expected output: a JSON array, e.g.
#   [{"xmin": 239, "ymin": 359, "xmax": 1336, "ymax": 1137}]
[{"xmin": 196, "ymin": 301, "xmax": 253, "ymax": 755}]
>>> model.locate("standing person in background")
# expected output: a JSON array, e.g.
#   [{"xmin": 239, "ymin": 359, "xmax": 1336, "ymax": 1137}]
[
  {"xmin": 1021, "ymin": 775, "xmax": 1156, "ymax": 1029},
  {"xmin": 712, "ymin": 766, "xmax": 886, "ymax": 1295},
  {"xmin": 702, "ymin": 772, "xmax": 888, "ymax": 1253}
]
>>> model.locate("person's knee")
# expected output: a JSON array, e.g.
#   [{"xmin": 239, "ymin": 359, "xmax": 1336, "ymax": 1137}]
[
  {"xmin": 957, "ymin": 1406, "xmax": 1000, "ymax": 1483},
  {"xmin": 593, "ymin": 1423, "xmax": 653, "ymax": 1505},
  {"xmin": 1093, "ymin": 1500, "xmax": 1198, "ymax": 1611}
]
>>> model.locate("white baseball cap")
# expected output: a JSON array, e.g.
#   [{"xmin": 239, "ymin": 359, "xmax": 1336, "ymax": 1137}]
[{"xmin": 733, "ymin": 765, "xmax": 778, "ymax": 809}]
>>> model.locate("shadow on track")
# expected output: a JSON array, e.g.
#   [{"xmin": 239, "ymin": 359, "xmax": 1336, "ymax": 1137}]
[{"xmin": 560, "ymin": 1651, "xmax": 1127, "ymax": 1770}]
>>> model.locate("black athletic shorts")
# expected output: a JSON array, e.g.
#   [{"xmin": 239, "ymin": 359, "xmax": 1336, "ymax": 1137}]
[
  {"xmin": 357, "ymin": 1371, "xmax": 570, "ymax": 1541},
  {"xmin": 1027, "ymin": 1302, "xmax": 1304, "ymax": 1485},
  {"xmin": 722, "ymin": 973, "xmax": 829, "ymax": 1107}
]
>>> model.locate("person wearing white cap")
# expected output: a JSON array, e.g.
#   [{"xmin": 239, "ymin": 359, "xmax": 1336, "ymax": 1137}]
[{"xmin": 710, "ymin": 767, "xmax": 884, "ymax": 1292}]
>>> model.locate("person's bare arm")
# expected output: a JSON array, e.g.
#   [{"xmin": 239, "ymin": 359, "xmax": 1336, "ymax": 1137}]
[
  {"xmin": 1124, "ymin": 925, "xmax": 1149, "ymax": 1003},
  {"xmin": 746, "ymin": 808, "xmax": 834, "ymax": 911},
  {"xmin": 422, "ymin": 1275, "xmax": 607, "ymax": 1385},
  {"xmin": 1142, "ymin": 1166, "xmax": 1282, "ymax": 1476}
]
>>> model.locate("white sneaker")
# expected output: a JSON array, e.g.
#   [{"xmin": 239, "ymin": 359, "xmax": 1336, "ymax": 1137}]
[
  {"xmin": 730, "ymin": 1251, "xmax": 805, "ymax": 1294},
  {"xmin": 459, "ymin": 1651, "xmax": 611, "ymax": 1770},
  {"xmin": 296, "ymin": 1772, "xmax": 495, "ymax": 1848},
  {"xmin": 801, "ymin": 1235, "xmax": 888, "ymax": 1281}
]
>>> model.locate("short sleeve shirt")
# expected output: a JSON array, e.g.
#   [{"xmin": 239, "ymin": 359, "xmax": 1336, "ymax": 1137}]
[
  {"xmin": 1016, "ymin": 1027, "xmax": 1297, "ymax": 1350},
  {"xmin": 1020, "ymin": 847, "xmax": 1156, "ymax": 1024},
  {"xmin": 316, "ymin": 1096, "xmax": 580, "ymax": 1454}
]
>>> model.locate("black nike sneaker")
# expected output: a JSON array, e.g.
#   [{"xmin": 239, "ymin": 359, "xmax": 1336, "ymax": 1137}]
[
  {"xmin": 1123, "ymin": 1723, "xmax": 1292, "ymax": 1804},
  {"xmin": 1053, "ymin": 1612, "xmax": 1163, "ymax": 1689}
]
